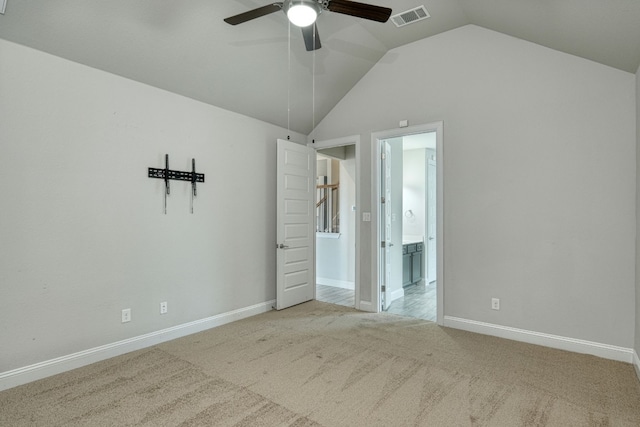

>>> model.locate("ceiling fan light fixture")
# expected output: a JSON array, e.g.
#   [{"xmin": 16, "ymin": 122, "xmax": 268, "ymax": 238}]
[{"xmin": 287, "ymin": 1, "xmax": 318, "ymax": 27}]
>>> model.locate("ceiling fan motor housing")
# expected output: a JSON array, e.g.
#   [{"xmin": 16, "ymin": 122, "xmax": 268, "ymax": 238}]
[
  {"xmin": 224, "ymin": 0, "xmax": 391, "ymax": 50},
  {"xmin": 284, "ymin": 0, "xmax": 324, "ymax": 14},
  {"xmin": 286, "ymin": 0, "xmax": 323, "ymax": 27}
]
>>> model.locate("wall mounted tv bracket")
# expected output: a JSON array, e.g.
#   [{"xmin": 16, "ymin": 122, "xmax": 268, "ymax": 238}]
[{"xmin": 148, "ymin": 154, "xmax": 204, "ymax": 214}]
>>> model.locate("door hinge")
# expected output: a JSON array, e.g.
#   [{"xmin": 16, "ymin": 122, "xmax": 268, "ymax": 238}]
[
  {"xmin": 381, "ymin": 285, "xmax": 386, "ymax": 292},
  {"xmin": 381, "ymin": 241, "xmax": 386, "ymax": 248},
  {"xmin": 381, "ymin": 196, "xmax": 386, "ymax": 203},
  {"xmin": 381, "ymin": 152, "xmax": 386, "ymax": 160}
]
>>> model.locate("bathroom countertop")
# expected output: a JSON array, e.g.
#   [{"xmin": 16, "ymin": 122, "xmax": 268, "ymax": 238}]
[{"xmin": 402, "ymin": 238, "xmax": 423, "ymax": 245}]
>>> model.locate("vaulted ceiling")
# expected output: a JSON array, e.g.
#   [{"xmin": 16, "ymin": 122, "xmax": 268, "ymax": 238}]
[{"xmin": 1, "ymin": 0, "xmax": 639, "ymax": 134}]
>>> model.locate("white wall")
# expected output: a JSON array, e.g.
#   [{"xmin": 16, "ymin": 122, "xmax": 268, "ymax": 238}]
[
  {"xmin": 403, "ymin": 149, "xmax": 426, "ymax": 240},
  {"xmin": 310, "ymin": 25, "xmax": 636, "ymax": 348},
  {"xmin": 0, "ymin": 39, "xmax": 304, "ymax": 373},
  {"xmin": 342, "ymin": 146, "xmax": 357, "ymax": 283}
]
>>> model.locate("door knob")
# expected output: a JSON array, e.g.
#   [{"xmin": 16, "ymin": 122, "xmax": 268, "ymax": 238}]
[
  {"xmin": 428, "ymin": 237, "xmax": 434, "ymax": 241},
  {"xmin": 276, "ymin": 243, "xmax": 289, "ymax": 249}
]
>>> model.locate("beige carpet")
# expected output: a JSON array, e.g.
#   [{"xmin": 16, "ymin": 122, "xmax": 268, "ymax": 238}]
[{"xmin": 1, "ymin": 301, "xmax": 639, "ymax": 426}]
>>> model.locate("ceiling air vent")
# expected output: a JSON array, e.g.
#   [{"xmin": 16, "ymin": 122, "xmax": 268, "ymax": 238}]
[{"xmin": 391, "ymin": 5, "xmax": 430, "ymax": 27}]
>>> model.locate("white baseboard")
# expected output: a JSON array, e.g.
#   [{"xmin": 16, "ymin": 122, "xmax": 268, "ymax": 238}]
[
  {"xmin": 388, "ymin": 287, "xmax": 404, "ymax": 304},
  {"xmin": 0, "ymin": 300, "xmax": 275, "ymax": 392},
  {"xmin": 634, "ymin": 350, "xmax": 640, "ymax": 383},
  {"xmin": 444, "ymin": 316, "xmax": 634, "ymax": 363},
  {"xmin": 358, "ymin": 300, "xmax": 375, "ymax": 312},
  {"xmin": 316, "ymin": 277, "xmax": 355, "ymax": 290}
]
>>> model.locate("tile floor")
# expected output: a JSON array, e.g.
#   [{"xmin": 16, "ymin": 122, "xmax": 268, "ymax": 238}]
[
  {"xmin": 316, "ymin": 284, "xmax": 355, "ymax": 308},
  {"xmin": 387, "ymin": 281, "xmax": 437, "ymax": 322},
  {"xmin": 316, "ymin": 281, "xmax": 437, "ymax": 322}
]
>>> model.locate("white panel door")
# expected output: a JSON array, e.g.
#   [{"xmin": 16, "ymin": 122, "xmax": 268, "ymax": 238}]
[
  {"xmin": 427, "ymin": 156, "xmax": 436, "ymax": 282},
  {"xmin": 381, "ymin": 141, "xmax": 393, "ymax": 311},
  {"xmin": 276, "ymin": 139, "xmax": 315, "ymax": 310}
]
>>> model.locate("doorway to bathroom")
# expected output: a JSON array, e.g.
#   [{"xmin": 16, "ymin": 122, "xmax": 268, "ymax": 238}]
[{"xmin": 374, "ymin": 122, "xmax": 443, "ymax": 323}]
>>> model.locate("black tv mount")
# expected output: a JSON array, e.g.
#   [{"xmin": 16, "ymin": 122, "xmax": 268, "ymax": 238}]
[{"xmin": 148, "ymin": 154, "xmax": 204, "ymax": 213}]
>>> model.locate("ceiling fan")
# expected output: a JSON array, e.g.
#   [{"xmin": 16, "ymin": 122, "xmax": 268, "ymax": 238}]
[{"xmin": 224, "ymin": 0, "xmax": 392, "ymax": 51}]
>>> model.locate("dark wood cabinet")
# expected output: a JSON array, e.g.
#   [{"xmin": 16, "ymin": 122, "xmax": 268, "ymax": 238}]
[
  {"xmin": 403, "ymin": 249, "xmax": 412, "ymax": 287},
  {"xmin": 402, "ymin": 242, "xmax": 423, "ymax": 287}
]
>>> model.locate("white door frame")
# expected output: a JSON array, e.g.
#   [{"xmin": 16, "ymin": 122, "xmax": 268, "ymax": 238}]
[
  {"xmin": 308, "ymin": 135, "xmax": 361, "ymax": 309},
  {"xmin": 371, "ymin": 122, "xmax": 444, "ymax": 325}
]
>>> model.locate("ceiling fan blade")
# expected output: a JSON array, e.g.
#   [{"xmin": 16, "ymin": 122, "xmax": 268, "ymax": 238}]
[
  {"xmin": 224, "ymin": 3, "xmax": 283, "ymax": 25},
  {"xmin": 301, "ymin": 24, "xmax": 322, "ymax": 51},
  {"xmin": 327, "ymin": 0, "xmax": 391, "ymax": 23}
]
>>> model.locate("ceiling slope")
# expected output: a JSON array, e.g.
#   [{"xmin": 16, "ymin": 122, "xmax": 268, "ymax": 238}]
[{"xmin": 0, "ymin": 0, "xmax": 639, "ymax": 134}]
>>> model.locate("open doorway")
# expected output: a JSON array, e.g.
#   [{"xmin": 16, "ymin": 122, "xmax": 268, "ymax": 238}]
[
  {"xmin": 312, "ymin": 139, "xmax": 359, "ymax": 309},
  {"xmin": 373, "ymin": 123, "xmax": 444, "ymax": 324},
  {"xmin": 315, "ymin": 146, "xmax": 356, "ymax": 307}
]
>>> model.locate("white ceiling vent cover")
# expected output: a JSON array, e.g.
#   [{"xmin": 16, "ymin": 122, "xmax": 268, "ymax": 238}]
[{"xmin": 391, "ymin": 5, "xmax": 430, "ymax": 27}]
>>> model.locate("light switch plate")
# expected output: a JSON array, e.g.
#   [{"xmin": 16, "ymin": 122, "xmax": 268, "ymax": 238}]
[{"xmin": 121, "ymin": 308, "xmax": 131, "ymax": 323}]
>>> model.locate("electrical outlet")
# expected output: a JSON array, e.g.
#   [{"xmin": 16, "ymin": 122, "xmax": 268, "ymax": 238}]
[
  {"xmin": 491, "ymin": 298, "xmax": 500, "ymax": 310},
  {"xmin": 121, "ymin": 308, "xmax": 131, "ymax": 323},
  {"xmin": 160, "ymin": 301, "xmax": 168, "ymax": 315}
]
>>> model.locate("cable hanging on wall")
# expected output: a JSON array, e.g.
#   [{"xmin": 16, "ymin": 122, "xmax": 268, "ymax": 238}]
[
  {"xmin": 285, "ymin": 20, "xmax": 317, "ymax": 140},
  {"xmin": 148, "ymin": 154, "xmax": 204, "ymax": 214},
  {"xmin": 312, "ymin": 21, "xmax": 316, "ymax": 132}
]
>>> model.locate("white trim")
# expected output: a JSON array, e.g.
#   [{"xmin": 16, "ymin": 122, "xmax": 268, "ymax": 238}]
[
  {"xmin": 634, "ymin": 349, "xmax": 640, "ymax": 382},
  {"xmin": 309, "ymin": 135, "xmax": 360, "ymax": 150},
  {"xmin": 0, "ymin": 0, "xmax": 6, "ymax": 15},
  {"xmin": 388, "ymin": 287, "xmax": 405, "ymax": 304},
  {"xmin": 0, "ymin": 300, "xmax": 275, "ymax": 392},
  {"xmin": 444, "ymin": 316, "xmax": 634, "ymax": 363},
  {"xmin": 359, "ymin": 300, "xmax": 375, "ymax": 312},
  {"xmin": 316, "ymin": 277, "xmax": 355, "ymax": 290},
  {"xmin": 316, "ymin": 232, "xmax": 340, "ymax": 239},
  {"xmin": 435, "ymin": 123, "xmax": 444, "ymax": 326}
]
